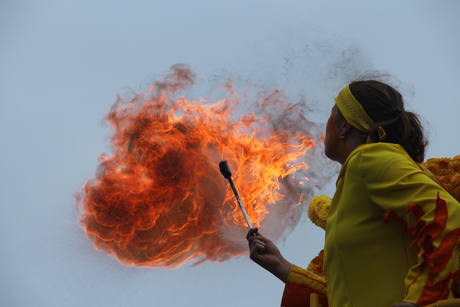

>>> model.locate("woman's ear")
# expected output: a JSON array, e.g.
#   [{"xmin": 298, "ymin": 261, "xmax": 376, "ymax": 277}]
[
  {"xmin": 338, "ymin": 120, "xmax": 353, "ymax": 137},
  {"xmin": 343, "ymin": 122, "xmax": 353, "ymax": 134}
]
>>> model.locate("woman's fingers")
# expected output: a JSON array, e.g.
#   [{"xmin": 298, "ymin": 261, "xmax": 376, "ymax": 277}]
[
  {"xmin": 250, "ymin": 240, "xmax": 266, "ymax": 258},
  {"xmin": 247, "ymin": 229, "xmax": 265, "ymax": 249},
  {"xmin": 250, "ymin": 239, "xmax": 266, "ymax": 248},
  {"xmin": 247, "ymin": 227, "xmax": 272, "ymax": 256},
  {"xmin": 246, "ymin": 227, "xmax": 259, "ymax": 239}
]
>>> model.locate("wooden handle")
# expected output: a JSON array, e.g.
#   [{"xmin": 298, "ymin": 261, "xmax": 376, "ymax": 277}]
[{"xmin": 310, "ymin": 293, "xmax": 319, "ymax": 307}]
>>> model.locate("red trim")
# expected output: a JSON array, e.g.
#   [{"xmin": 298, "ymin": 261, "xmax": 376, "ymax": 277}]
[
  {"xmin": 383, "ymin": 194, "xmax": 460, "ymax": 305},
  {"xmin": 291, "ymin": 270, "xmax": 327, "ymax": 287},
  {"xmin": 383, "ymin": 210, "xmax": 408, "ymax": 230},
  {"xmin": 407, "ymin": 194, "xmax": 449, "ymax": 265}
]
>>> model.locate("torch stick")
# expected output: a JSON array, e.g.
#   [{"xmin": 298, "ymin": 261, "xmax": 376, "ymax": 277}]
[{"xmin": 219, "ymin": 161, "xmax": 253, "ymax": 229}]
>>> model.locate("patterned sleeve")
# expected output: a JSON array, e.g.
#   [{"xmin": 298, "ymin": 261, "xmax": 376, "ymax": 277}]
[
  {"xmin": 280, "ymin": 265, "xmax": 328, "ymax": 307},
  {"xmin": 359, "ymin": 148, "xmax": 460, "ymax": 306}
]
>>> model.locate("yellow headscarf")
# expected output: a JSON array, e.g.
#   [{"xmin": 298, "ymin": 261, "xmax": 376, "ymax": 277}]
[{"xmin": 335, "ymin": 84, "xmax": 386, "ymax": 142}]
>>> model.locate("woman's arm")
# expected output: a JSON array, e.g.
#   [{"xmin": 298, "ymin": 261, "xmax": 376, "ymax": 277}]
[
  {"xmin": 246, "ymin": 228, "xmax": 329, "ymax": 307},
  {"xmin": 246, "ymin": 227, "xmax": 292, "ymax": 283}
]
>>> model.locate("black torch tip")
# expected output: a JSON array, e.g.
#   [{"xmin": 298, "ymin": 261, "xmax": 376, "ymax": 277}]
[{"xmin": 219, "ymin": 160, "xmax": 232, "ymax": 179}]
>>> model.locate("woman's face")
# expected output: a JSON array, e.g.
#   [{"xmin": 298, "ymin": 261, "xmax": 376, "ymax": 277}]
[{"xmin": 324, "ymin": 105, "xmax": 343, "ymax": 162}]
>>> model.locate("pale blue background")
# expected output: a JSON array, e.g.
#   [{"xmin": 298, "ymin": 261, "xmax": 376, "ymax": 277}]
[{"xmin": 1, "ymin": 1, "xmax": 459, "ymax": 306}]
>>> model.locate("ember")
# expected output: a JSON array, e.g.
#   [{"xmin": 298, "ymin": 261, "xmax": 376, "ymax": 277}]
[{"xmin": 75, "ymin": 64, "xmax": 318, "ymax": 268}]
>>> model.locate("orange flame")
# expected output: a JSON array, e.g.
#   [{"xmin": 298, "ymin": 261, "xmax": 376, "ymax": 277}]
[{"xmin": 75, "ymin": 64, "xmax": 318, "ymax": 268}]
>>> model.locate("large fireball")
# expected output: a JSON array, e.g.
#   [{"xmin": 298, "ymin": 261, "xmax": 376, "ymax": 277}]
[{"xmin": 75, "ymin": 64, "xmax": 319, "ymax": 268}]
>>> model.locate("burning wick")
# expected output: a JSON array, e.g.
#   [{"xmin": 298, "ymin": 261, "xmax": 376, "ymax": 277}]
[{"xmin": 219, "ymin": 161, "xmax": 253, "ymax": 229}]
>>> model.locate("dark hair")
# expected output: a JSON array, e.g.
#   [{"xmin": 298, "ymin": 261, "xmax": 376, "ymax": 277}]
[{"xmin": 348, "ymin": 80, "xmax": 427, "ymax": 163}]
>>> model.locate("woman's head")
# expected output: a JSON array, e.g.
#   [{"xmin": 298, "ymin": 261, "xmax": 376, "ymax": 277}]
[{"xmin": 343, "ymin": 80, "xmax": 427, "ymax": 162}]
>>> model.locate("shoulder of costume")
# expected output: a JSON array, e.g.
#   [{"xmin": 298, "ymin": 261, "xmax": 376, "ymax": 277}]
[
  {"xmin": 340, "ymin": 143, "xmax": 414, "ymax": 178},
  {"xmin": 347, "ymin": 143, "xmax": 409, "ymax": 162}
]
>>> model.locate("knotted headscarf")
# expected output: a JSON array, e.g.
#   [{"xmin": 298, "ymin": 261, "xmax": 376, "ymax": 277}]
[{"xmin": 335, "ymin": 84, "xmax": 386, "ymax": 143}]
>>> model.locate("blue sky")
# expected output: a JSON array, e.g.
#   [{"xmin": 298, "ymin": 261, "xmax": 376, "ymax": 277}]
[{"xmin": 1, "ymin": 1, "xmax": 459, "ymax": 306}]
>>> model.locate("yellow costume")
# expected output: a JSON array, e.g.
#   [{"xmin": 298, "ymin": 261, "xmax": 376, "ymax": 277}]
[{"xmin": 281, "ymin": 143, "xmax": 460, "ymax": 307}]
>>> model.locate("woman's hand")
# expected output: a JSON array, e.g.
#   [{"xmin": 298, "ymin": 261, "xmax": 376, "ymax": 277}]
[{"xmin": 246, "ymin": 227, "xmax": 292, "ymax": 283}]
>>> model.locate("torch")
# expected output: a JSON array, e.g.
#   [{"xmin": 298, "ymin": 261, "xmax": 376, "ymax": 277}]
[{"xmin": 219, "ymin": 161, "xmax": 253, "ymax": 229}]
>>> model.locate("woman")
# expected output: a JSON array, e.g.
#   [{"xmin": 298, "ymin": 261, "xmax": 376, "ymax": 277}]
[{"xmin": 247, "ymin": 80, "xmax": 460, "ymax": 307}]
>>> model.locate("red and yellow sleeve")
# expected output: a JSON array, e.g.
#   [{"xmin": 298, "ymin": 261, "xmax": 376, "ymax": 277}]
[
  {"xmin": 281, "ymin": 265, "xmax": 328, "ymax": 307},
  {"xmin": 360, "ymin": 145, "xmax": 460, "ymax": 306}
]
